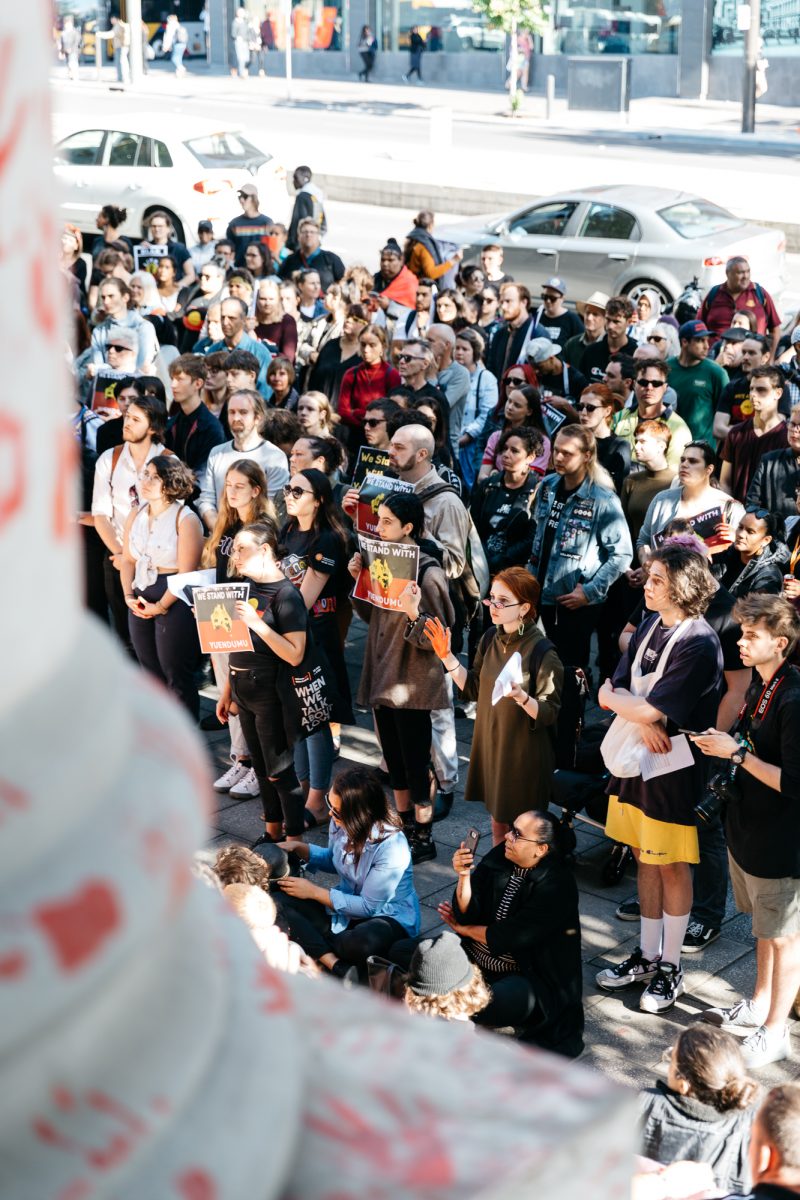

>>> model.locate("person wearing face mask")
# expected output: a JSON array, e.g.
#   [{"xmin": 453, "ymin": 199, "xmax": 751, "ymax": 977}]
[
  {"xmin": 576, "ymin": 383, "xmax": 631, "ymax": 493},
  {"xmin": 718, "ymin": 509, "xmax": 788, "ymax": 598},
  {"xmin": 563, "ymin": 291, "xmax": 609, "ymax": 373}
]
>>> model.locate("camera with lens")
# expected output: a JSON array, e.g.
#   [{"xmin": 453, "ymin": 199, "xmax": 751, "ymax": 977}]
[{"xmin": 694, "ymin": 763, "xmax": 741, "ymax": 825}]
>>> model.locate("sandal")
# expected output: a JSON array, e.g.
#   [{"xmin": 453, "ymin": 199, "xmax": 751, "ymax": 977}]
[{"xmin": 303, "ymin": 807, "xmax": 324, "ymax": 831}]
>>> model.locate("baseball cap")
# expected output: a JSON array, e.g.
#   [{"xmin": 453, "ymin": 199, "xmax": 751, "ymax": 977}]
[
  {"xmin": 679, "ymin": 319, "xmax": 711, "ymax": 341},
  {"xmin": 541, "ymin": 276, "xmax": 567, "ymax": 297},
  {"xmin": 577, "ymin": 290, "xmax": 610, "ymax": 315},
  {"xmin": 719, "ymin": 327, "xmax": 748, "ymax": 343},
  {"xmin": 237, "ymin": 183, "xmax": 258, "ymax": 198},
  {"xmin": 198, "ymin": 219, "xmax": 213, "ymax": 234},
  {"xmin": 526, "ymin": 337, "xmax": 561, "ymax": 364},
  {"xmin": 105, "ymin": 325, "xmax": 138, "ymax": 352}
]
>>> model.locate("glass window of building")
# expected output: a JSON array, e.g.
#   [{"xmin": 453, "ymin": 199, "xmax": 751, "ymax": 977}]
[
  {"xmin": 712, "ymin": 0, "xmax": 800, "ymax": 55},
  {"xmin": 551, "ymin": 0, "xmax": 681, "ymax": 55},
  {"xmin": 376, "ymin": 0, "xmax": 504, "ymax": 52}
]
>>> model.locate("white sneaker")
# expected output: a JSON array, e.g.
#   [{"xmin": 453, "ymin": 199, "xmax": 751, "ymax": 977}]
[
  {"xmin": 639, "ymin": 962, "xmax": 684, "ymax": 1014},
  {"xmin": 229, "ymin": 767, "xmax": 260, "ymax": 798},
  {"xmin": 741, "ymin": 1024, "xmax": 791, "ymax": 1069},
  {"xmin": 703, "ymin": 998, "xmax": 767, "ymax": 1030},
  {"xmin": 213, "ymin": 762, "xmax": 249, "ymax": 793}
]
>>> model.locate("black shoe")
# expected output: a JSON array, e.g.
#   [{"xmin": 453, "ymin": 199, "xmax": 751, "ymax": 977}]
[
  {"xmin": 200, "ymin": 711, "xmax": 225, "ymax": 731},
  {"xmin": 432, "ymin": 790, "xmax": 454, "ymax": 823},
  {"xmin": 250, "ymin": 831, "xmax": 278, "ymax": 851},
  {"xmin": 329, "ymin": 960, "xmax": 359, "ymax": 987},
  {"xmin": 411, "ymin": 827, "xmax": 437, "ymax": 864},
  {"xmin": 682, "ymin": 922, "xmax": 721, "ymax": 954}
]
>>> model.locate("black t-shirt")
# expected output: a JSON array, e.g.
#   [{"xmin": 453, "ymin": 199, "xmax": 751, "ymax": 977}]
[
  {"xmin": 281, "ymin": 525, "xmax": 344, "ymax": 620},
  {"xmin": 718, "ymin": 372, "xmax": 791, "ymax": 425},
  {"xmin": 581, "ymin": 335, "xmax": 639, "ymax": 384},
  {"xmin": 214, "ymin": 519, "xmax": 242, "ymax": 583},
  {"xmin": 537, "ymin": 478, "xmax": 578, "ymax": 586},
  {"xmin": 596, "ymin": 434, "xmax": 631, "ymax": 494},
  {"xmin": 533, "ymin": 307, "xmax": 584, "ymax": 349},
  {"xmin": 229, "ymin": 578, "xmax": 307, "ymax": 674}
]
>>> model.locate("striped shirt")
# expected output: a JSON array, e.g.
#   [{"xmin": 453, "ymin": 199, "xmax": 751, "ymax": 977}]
[{"xmin": 465, "ymin": 866, "xmax": 531, "ymax": 976}]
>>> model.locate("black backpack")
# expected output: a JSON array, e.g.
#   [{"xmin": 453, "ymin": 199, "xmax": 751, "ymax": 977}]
[{"xmin": 479, "ymin": 627, "xmax": 589, "ymax": 771}]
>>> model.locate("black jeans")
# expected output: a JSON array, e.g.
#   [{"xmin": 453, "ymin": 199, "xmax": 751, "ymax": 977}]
[
  {"xmin": 374, "ymin": 706, "xmax": 432, "ymax": 809},
  {"xmin": 274, "ymin": 891, "xmax": 407, "ymax": 968},
  {"xmin": 541, "ymin": 603, "xmax": 599, "ymax": 680},
  {"xmin": 692, "ymin": 811, "xmax": 728, "ymax": 928},
  {"xmin": 103, "ymin": 553, "xmax": 134, "ymax": 653},
  {"xmin": 230, "ymin": 665, "xmax": 304, "ymax": 835},
  {"xmin": 129, "ymin": 575, "xmax": 201, "ymax": 717}
]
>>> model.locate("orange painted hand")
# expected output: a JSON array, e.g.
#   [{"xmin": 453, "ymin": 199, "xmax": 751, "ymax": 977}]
[{"xmin": 423, "ymin": 616, "xmax": 451, "ymax": 661}]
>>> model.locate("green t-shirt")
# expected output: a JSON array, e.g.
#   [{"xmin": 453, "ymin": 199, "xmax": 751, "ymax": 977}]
[{"xmin": 666, "ymin": 356, "xmax": 728, "ymax": 445}]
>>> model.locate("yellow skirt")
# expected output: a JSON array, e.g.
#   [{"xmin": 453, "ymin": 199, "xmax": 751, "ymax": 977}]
[{"xmin": 605, "ymin": 795, "xmax": 699, "ymax": 866}]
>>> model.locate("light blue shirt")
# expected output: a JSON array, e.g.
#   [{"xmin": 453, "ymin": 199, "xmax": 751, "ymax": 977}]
[{"xmin": 307, "ymin": 821, "xmax": 420, "ymax": 936}]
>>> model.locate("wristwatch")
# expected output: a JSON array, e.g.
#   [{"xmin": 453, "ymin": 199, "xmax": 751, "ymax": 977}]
[{"xmin": 731, "ymin": 747, "xmax": 747, "ymax": 767}]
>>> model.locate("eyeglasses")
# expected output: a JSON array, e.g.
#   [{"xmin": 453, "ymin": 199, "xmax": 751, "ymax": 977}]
[
  {"xmin": 363, "ymin": 417, "xmax": 386, "ymax": 428},
  {"xmin": 508, "ymin": 826, "xmax": 543, "ymax": 844},
  {"xmin": 325, "ymin": 794, "xmax": 343, "ymax": 820},
  {"xmin": 283, "ymin": 484, "xmax": 313, "ymax": 500},
  {"xmin": 540, "ymin": 293, "xmax": 560, "ymax": 302},
  {"xmin": 482, "ymin": 596, "xmax": 522, "ymax": 609},
  {"xmin": 107, "ymin": 344, "xmax": 129, "ymax": 353},
  {"xmin": 637, "ymin": 378, "xmax": 666, "ymax": 389},
  {"xmin": 576, "ymin": 402, "xmax": 603, "ymax": 413},
  {"xmin": 397, "ymin": 353, "xmax": 423, "ymax": 364}
]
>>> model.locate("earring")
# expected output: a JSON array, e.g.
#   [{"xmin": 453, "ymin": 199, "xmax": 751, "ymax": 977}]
[{"xmin": 517, "ymin": 617, "xmax": 525, "ymax": 637}]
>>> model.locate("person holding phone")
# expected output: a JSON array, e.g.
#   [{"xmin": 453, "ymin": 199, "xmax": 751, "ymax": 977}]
[
  {"xmin": 425, "ymin": 567, "xmax": 563, "ymax": 846},
  {"xmin": 434, "ymin": 809, "xmax": 584, "ymax": 1057}
]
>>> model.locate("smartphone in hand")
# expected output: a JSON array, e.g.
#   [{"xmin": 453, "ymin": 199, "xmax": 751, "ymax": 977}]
[{"xmin": 465, "ymin": 828, "xmax": 480, "ymax": 856}]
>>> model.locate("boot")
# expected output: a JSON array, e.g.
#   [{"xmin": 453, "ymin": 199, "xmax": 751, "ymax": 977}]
[
  {"xmin": 410, "ymin": 821, "xmax": 437, "ymax": 865},
  {"xmin": 399, "ymin": 809, "xmax": 415, "ymax": 841},
  {"xmin": 432, "ymin": 790, "xmax": 454, "ymax": 823}
]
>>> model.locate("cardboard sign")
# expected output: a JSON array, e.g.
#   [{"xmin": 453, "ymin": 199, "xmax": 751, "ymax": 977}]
[
  {"xmin": 542, "ymin": 402, "xmax": 568, "ymax": 439},
  {"xmin": 134, "ymin": 242, "xmax": 169, "ymax": 275},
  {"xmin": 91, "ymin": 369, "xmax": 128, "ymax": 413},
  {"xmin": 193, "ymin": 583, "xmax": 254, "ymax": 653},
  {"xmin": 353, "ymin": 535, "xmax": 420, "ymax": 611},
  {"xmin": 355, "ymin": 473, "xmax": 414, "ymax": 537},
  {"xmin": 352, "ymin": 446, "xmax": 391, "ymax": 487},
  {"xmin": 653, "ymin": 506, "xmax": 726, "ymax": 549}
]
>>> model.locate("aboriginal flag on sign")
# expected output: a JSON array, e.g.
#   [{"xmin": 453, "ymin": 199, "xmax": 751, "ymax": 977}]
[
  {"xmin": 193, "ymin": 583, "xmax": 254, "ymax": 654},
  {"xmin": 355, "ymin": 473, "xmax": 414, "ymax": 537},
  {"xmin": 353, "ymin": 536, "xmax": 420, "ymax": 611}
]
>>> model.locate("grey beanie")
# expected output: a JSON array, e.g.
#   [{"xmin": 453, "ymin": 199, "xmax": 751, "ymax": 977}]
[{"xmin": 408, "ymin": 932, "xmax": 474, "ymax": 997}]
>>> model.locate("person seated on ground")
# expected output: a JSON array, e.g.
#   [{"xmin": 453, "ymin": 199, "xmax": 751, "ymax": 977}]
[
  {"xmin": 639, "ymin": 1025, "xmax": 759, "ymax": 1195},
  {"xmin": 434, "ymin": 809, "xmax": 584, "ymax": 1057},
  {"xmin": 404, "ymin": 932, "xmax": 491, "ymax": 1024},
  {"xmin": 725, "ymin": 1082, "xmax": 800, "ymax": 1200},
  {"xmin": 274, "ymin": 766, "xmax": 421, "ymax": 983}
]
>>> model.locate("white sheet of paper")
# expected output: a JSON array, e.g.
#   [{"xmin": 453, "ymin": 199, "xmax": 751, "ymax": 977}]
[
  {"xmin": 491, "ymin": 651, "xmax": 523, "ymax": 706},
  {"xmin": 640, "ymin": 733, "xmax": 694, "ymax": 782},
  {"xmin": 167, "ymin": 569, "xmax": 216, "ymax": 604}
]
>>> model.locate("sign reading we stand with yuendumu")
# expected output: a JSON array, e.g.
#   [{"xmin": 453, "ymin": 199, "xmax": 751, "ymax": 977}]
[
  {"xmin": 353, "ymin": 536, "xmax": 420, "ymax": 612},
  {"xmin": 355, "ymin": 473, "xmax": 413, "ymax": 537},
  {"xmin": 193, "ymin": 583, "xmax": 254, "ymax": 653},
  {"xmin": 352, "ymin": 446, "xmax": 391, "ymax": 488}
]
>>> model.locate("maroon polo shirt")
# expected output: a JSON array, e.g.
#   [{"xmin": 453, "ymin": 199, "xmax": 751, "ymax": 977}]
[{"xmin": 700, "ymin": 282, "xmax": 781, "ymax": 338}]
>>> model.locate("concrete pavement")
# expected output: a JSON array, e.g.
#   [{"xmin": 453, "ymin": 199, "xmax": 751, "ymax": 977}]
[{"xmin": 201, "ymin": 612, "xmax": 800, "ymax": 1093}]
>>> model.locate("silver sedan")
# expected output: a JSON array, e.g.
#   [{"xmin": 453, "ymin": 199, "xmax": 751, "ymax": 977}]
[{"xmin": 438, "ymin": 185, "xmax": 787, "ymax": 307}]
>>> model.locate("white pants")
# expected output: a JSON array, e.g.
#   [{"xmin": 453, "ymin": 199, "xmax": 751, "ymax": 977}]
[
  {"xmin": 211, "ymin": 651, "xmax": 249, "ymax": 762},
  {"xmin": 430, "ymin": 674, "xmax": 458, "ymax": 794}
]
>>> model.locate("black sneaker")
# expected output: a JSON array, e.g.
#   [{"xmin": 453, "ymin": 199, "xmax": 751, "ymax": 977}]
[
  {"xmin": 639, "ymin": 962, "xmax": 684, "ymax": 1013},
  {"xmin": 596, "ymin": 946, "xmax": 658, "ymax": 991},
  {"xmin": 410, "ymin": 832, "xmax": 437, "ymax": 865},
  {"xmin": 615, "ymin": 896, "xmax": 640, "ymax": 921},
  {"xmin": 681, "ymin": 922, "xmax": 721, "ymax": 954},
  {"xmin": 250, "ymin": 832, "xmax": 278, "ymax": 851}
]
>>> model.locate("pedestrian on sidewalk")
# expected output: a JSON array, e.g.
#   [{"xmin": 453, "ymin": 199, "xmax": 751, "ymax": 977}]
[
  {"xmin": 231, "ymin": 7, "xmax": 251, "ymax": 78},
  {"xmin": 58, "ymin": 16, "xmax": 82, "ymax": 80},
  {"xmin": 403, "ymin": 26, "xmax": 424, "ymax": 84},
  {"xmin": 358, "ymin": 25, "xmax": 377, "ymax": 81},
  {"xmin": 162, "ymin": 14, "xmax": 188, "ymax": 76}
]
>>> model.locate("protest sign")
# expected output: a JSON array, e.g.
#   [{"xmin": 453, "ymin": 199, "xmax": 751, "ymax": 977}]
[
  {"xmin": 353, "ymin": 535, "xmax": 420, "ymax": 611},
  {"xmin": 653, "ymin": 506, "xmax": 726, "ymax": 549},
  {"xmin": 91, "ymin": 369, "xmax": 128, "ymax": 413},
  {"xmin": 542, "ymin": 402, "xmax": 567, "ymax": 439},
  {"xmin": 356, "ymin": 473, "xmax": 414, "ymax": 536},
  {"xmin": 352, "ymin": 446, "xmax": 391, "ymax": 487},
  {"xmin": 134, "ymin": 242, "xmax": 169, "ymax": 275},
  {"xmin": 193, "ymin": 583, "xmax": 254, "ymax": 653}
]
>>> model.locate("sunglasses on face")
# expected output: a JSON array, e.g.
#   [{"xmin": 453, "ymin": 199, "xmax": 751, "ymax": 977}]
[
  {"xmin": 541, "ymin": 293, "xmax": 560, "ymax": 302},
  {"xmin": 397, "ymin": 353, "xmax": 423, "ymax": 363},
  {"xmin": 576, "ymin": 402, "xmax": 603, "ymax": 412},
  {"xmin": 637, "ymin": 379, "xmax": 666, "ymax": 389},
  {"xmin": 508, "ymin": 826, "xmax": 542, "ymax": 844},
  {"xmin": 325, "ymin": 794, "xmax": 343, "ymax": 819},
  {"xmin": 283, "ymin": 484, "xmax": 313, "ymax": 500},
  {"xmin": 107, "ymin": 344, "xmax": 129, "ymax": 353},
  {"xmin": 647, "ymin": 336, "xmax": 666, "ymax": 344},
  {"xmin": 505, "ymin": 377, "xmax": 526, "ymax": 387},
  {"xmin": 363, "ymin": 417, "xmax": 385, "ymax": 428}
]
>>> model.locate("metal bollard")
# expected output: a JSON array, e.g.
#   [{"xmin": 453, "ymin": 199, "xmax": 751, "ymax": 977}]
[{"xmin": 546, "ymin": 73, "xmax": 555, "ymax": 121}]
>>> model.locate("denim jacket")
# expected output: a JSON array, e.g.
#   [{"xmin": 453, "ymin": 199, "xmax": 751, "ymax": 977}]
[
  {"xmin": 530, "ymin": 473, "xmax": 632, "ymax": 605},
  {"xmin": 307, "ymin": 821, "xmax": 421, "ymax": 936}
]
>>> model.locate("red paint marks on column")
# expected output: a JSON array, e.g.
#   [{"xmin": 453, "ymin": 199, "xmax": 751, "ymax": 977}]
[
  {"xmin": 0, "ymin": 950, "xmax": 27, "ymax": 979},
  {"xmin": 254, "ymin": 960, "xmax": 292, "ymax": 1014},
  {"xmin": 0, "ymin": 412, "xmax": 25, "ymax": 533},
  {"xmin": 31, "ymin": 212, "xmax": 58, "ymax": 339},
  {"xmin": 175, "ymin": 1168, "xmax": 219, "ymax": 1200},
  {"xmin": 0, "ymin": 38, "xmax": 28, "ymax": 181},
  {"xmin": 33, "ymin": 881, "xmax": 121, "ymax": 971},
  {"xmin": 54, "ymin": 426, "xmax": 78, "ymax": 539}
]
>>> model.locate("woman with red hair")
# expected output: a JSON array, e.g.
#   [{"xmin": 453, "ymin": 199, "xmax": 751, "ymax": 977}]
[{"xmin": 425, "ymin": 566, "xmax": 564, "ymax": 845}]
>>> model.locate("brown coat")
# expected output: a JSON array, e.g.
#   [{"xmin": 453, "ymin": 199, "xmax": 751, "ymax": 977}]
[
  {"xmin": 355, "ymin": 551, "xmax": 455, "ymax": 711},
  {"xmin": 460, "ymin": 623, "xmax": 563, "ymax": 822}
]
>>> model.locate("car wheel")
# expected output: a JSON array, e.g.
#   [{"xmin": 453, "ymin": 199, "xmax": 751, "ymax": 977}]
[
  {"xmin": 625, "ymin": 279, "xmax": 673, "ymax": 310},
  {"xmin": 141, "ymin": 209, "xmax": 185, "ymax": 246}
]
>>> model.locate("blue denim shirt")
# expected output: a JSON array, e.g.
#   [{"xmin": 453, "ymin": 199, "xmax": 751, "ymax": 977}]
[
  {"xmin": 307, "ymin": 821, "xmax": 421, "ymax": 936},
  {"xmin": 530, "ymin": 473, "xmax": 632, "ymax": 605}
]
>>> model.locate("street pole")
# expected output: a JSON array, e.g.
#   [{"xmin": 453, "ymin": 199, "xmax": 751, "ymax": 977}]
[
  {"xmin": 284, "ymin": 0, "xmax": 293, "ymax": 100},
  {"xmin": 127, "ymin": 0, "xmax": 143, "ymax": 84},
  {"xmin": 741, "ymin": 0, "xmax": 760, "ymax": 133}
]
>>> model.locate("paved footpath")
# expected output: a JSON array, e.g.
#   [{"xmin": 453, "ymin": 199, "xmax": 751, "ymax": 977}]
[{"xmin": 201, "ymin": 612, "xmax": 800, "ymax": 1092}]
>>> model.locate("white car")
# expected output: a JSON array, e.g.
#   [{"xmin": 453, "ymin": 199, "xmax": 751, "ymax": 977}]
[{"xmin": 53, "ymin": 114, "xmax": 290, "ymax": 245}]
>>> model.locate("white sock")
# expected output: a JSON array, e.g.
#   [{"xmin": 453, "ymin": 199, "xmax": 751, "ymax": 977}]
[
  {"xmin": 662, "ymin": 913, "xmax": 691, "ymax": 969},
  {"xmin": 640, "ymin": 916, "xmax": 663, "ymax": 961}
]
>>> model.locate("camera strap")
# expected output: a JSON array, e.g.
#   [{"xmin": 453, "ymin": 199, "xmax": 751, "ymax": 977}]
[{"xmin": 738, "ymin": 663, "xmax": 789, "ymax": 738}]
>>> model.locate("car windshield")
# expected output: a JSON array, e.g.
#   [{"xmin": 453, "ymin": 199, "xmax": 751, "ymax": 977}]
[
  {"xmin": 658, "ymin": 199, "xmax": 743, "ymax": 240},
  {"xmin": 184, "ymin": 132, "xmax": 270, "ymax": 171}
]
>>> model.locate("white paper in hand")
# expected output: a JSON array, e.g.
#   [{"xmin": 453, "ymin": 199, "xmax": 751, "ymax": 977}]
[{"xmin": 491, "ymin": 651, "xmax": 523, "ymax": 706}]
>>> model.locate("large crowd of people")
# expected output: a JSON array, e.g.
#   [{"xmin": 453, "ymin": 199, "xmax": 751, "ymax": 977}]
[{"xmin": 70, "ymin": 183, "xmax": 800, "ymax": 1188}]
